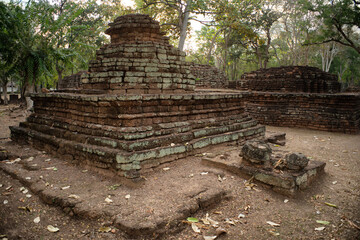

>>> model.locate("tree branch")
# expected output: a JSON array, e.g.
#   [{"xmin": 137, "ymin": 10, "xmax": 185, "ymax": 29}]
[{"xmin": 332, "ymin": 19, "xmax": 360, "ymax": 53}]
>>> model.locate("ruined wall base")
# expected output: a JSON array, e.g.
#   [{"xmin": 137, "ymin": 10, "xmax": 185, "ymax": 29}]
[
  {"xmin": 244, "ymin": 92, "xmax": 360, "ymax": 134},
  {"xmin": 11, "ymin": 92, "xmax": 265, "ymax": 179}
]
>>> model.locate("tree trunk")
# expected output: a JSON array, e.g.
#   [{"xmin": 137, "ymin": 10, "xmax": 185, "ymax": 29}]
[
  {"xmin": 2, "ymin": 81, "xmax": 8, "ymax": 105},
  {"xmin": 321, "ymin": 42, "xmax": 338, "ymax": 72},
  {"xmin": 255, "ymin": 47, "xmax": 263, "ymax": 69},
  {"xmin": 25, "ymin": 81, "xmax": 34, "ymax": 110},
  {"xmin": 263, "ymin": 28, "xmax": 272, "ymax": 69},
  {"xmin": 223, "ymin": 31, "xmax": 229, "ymax": 75},
  {"xmin": 207, "ymin": 27, "xmax": 226, "ymax": 64},
  {"xmin": 56, "ymin": 64, "xmax": 63, "ymax": 89},
  {"xmin": 178, "ymin": 0, "xmax": 192, "ymax": 51}
]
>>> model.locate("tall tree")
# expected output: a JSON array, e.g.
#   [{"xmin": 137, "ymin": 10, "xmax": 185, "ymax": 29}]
[
  {"xmin": 136, "ymin": 0, "xmax": 217, "ymax": 51},
  {"xmin": 0, "ymin": 2, "xmax": 19, "ymax": 104},
  {"xmin": 302, "ymin": 0, "xmax": 360, "ymax": 54}
]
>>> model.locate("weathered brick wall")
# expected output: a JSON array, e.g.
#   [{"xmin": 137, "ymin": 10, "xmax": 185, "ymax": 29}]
[
  {"xmin": 190, "ymin": 63, "xmax": 228, "ymax": 88},
  {"xmin": 238, "ymin": 66, "xmax": 341, "ymax": 93},
  {"xmin": 244, "ymin": 92, "xmax": 360, "ymax": 133},
  {"xmin": 81, "ymin": 14, "xmax": 195, "ymax": 94},
  {"xmin": 58, "ymin": 71, "xmax": 86, "ymax": 89},
  {"xmin": 11, "ymin": 92, "xmax": 265, "ymax": 179}
]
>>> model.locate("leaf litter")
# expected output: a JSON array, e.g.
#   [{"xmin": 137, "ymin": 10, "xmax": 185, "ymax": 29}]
[{"xmin": 47, "ymin": 225, "xmax": 59, "ymax": 233}]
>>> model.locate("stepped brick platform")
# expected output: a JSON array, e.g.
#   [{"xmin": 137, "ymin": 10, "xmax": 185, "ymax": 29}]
[
  {"xmin": 10, "ymin": 14, "xmax": 265, "ymax": 180},
  {"xmin": 82, "ymin": 14, "xmax": 195, "ymax": 94},
  {"xmin": 237, "ymin": 66, "xmax": 341, "ymax": 93},
  {"xmin": 190, "ymin": 63, "xmax": 228, "ymax": 88}
]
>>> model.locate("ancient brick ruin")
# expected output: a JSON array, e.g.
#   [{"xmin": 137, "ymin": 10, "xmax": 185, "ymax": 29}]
[
  {"xmin": 203, "ymin": 140, "xmax": 326, "ymax": 196},
  {"xmin": 82, "ymin": 14, "xmax": 195, "ymax": 94},
  {"xmin": 190, "ymin": 63, "xmax": 228, "ymax": 88},
  {"xmin": 238, "ymin": 66, "xmax": 341, "ymax": 93},
  {"xmin": 10, "ymin": 14, "xmax": 265, "ymax": 179},
  {"xmin": 244, "ymin": 92, "xmax": 360, "ymax": 134},
  {"xmin": 234, "ymin": 66, "xmax": 360, "ymax": 134},
  {"xmin": 58, "ymin": 71, "xmax": 86, "ymax": 90}
]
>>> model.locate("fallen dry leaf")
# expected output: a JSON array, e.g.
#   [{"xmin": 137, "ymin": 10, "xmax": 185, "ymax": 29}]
[
  {"xmin": 268, "ymin": 229, "xmax": 280, "ymax": 236},
  {"xmin": 34, "ymin": 216, "xmax": 40, "ymax": 224},
  {"xmin": 203, "ymin": 235, "xmax": 217, "ymax": 240},
  {"xmin": 47, "ymin": 225, "xmax": 59, "ymax": 233},
  {"xmin": 18, "ymin": 206, "xmax": 31, "ymax": 212},
  {"xmin": 98, "ymin": 226, "xmax": 111, "ymax": 233},
  {"xmin": 324, "ymin": 202, "xmax": 338, "ymax": 208},
  {"xmin": 191, "ymin": 222, "xmax": 201, "ymax": 233},
  {"xmin": 68, "ymin": 194, "xmax": 80, "ymax": 199},
  {"xmin": 267, "ymin": 221, "xmax": 280, "ymax": 227},
  {"xmin": 316, "ymin": 220, "xmax": 330, "ymax": 225},
  {"xmin": 347, "ymin": 219, "xmax": 360, "ymax": 230}
]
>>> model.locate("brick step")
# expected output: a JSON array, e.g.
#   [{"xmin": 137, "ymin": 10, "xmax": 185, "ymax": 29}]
[
  {"xmin": 25, "ymin": 113, "xmax": 253, "ymax": 141},
  {"xmin": 22, "ymin": 117, "xmax": 258, "ymax": 151},
  {"xmin": 10, "ymin": 124, "xmax": 265, "ymax": 178},
  {"xmin": 33, "ymin": 105, "xmax": 245, "ymax": 127}
]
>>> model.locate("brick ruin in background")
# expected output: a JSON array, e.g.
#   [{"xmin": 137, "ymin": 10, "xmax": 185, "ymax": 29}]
[
  {"xmin": 190, "ymin": 63, "xmax": 228, "ymax": 88},
  {"xmin": 10, "ymin": 14, "xmax": 265, "ymax": 180},
  {"xmin": 237, "ymin": 66, "xmax": 341, "ymax": 93},
  {"xmin": 235, "ymin": 66, "xmax": 360, "ymax": 133},
  {"xmin": 58, "ymin": 71, "xmax": 87, "ymax": 90}
]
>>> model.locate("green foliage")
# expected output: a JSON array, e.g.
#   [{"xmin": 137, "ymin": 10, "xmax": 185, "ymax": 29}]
[
  {"xmin": 330, "ymin": 47, "xmax": 360, "ymax": 86},
  {"xmin": 302, "ymin": 0, "xmax": 360, "ymax": 54},
  {"xmin": 0, "ymin": 0, "xmax": 126, "ymax": 97}
]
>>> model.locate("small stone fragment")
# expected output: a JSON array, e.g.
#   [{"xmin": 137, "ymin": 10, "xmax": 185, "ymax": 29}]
[
  {"xmin": 285, "ymin": 153, "xmax": 309, "ymax": 170},
  {"xmin": 240, "ymin": 140, "xmax": 272, "ymax": 164},
  {"xmin": 34, "ymin": 216, "xmax": 40, "ymax": 224}
]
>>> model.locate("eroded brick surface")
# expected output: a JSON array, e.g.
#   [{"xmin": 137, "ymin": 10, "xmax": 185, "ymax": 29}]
[
  {"xmin": 58, "ymin": 71, "xmax": 87, "ymax": 90},
  {"xmin": 244, "ymin": 92, "xmax": 360, "ymax": 134},
  {"xmin": 237, "ymin": 66, "xmax": 341, "ymax": 93},
  {"xmin": 190, "ymin": 63, "xmax": 228, "ymax": 88},
  {"xmin": 81, "ymin": 14, "xmax": 195, "ymax": 94}
]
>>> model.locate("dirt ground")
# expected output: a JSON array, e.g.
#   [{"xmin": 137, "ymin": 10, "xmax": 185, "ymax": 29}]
[{"xmin": 0, "ymin": 103, "xmax": 359, "ymax": 240}]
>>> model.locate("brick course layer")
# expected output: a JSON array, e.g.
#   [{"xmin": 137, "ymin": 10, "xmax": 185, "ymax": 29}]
[
  {"xmin": 190, "ymin": 63, "xmax": 228, "ymax": 88},
  {"xmin": 81, "ymin": 14, "xmax": 195, "ymax": 94},
  {"xmin": 238, "ymin": 66, "xmax": 341, "ymax": 93},
  {"xmin": 11, "ymin": 92, "xmax": 265, "ymax": 179},
  {"xmin": 244, "ymin": 92, "xmax": 360, "ymax": 134},
  {"xmin": 58, "ymin": 71, "xmax": 87, "ymax": 89}
]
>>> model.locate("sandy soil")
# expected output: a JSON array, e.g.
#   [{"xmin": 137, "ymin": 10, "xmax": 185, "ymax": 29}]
[{"xmin": 0, "ymin": 103, "xmax": 359, "ymax": 240}]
